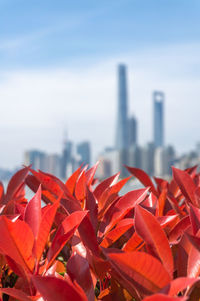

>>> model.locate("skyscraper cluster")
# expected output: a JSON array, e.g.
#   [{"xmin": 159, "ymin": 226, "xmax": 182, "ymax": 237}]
[
  {"xmin": 24, "ymin": 139, "xmax": 91, "ymax": 180},
  {"xmin": 97, "ymin": 64, "xmax": 175, "ymax": 179}
]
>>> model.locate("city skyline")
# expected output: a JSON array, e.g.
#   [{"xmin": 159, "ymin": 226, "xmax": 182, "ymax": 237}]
[{"xmin": 1, "ymin": 1, "xmax": 200, "ymax": 168}]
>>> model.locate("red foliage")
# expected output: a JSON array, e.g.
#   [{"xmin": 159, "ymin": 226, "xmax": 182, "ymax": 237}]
[{"xmin": 0, "ymin": 164, "xmax": 199, "ymax": 300}]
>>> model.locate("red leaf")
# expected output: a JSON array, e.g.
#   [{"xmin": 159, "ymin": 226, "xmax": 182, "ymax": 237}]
[
  {"xmin": 85, "ymin": 161, "xmax": 99, "ymax": 187},
  {"xmin": 32, "ymin": 275, "xmax": 87, "ymax": 301},
  {"xmin": 85, "ymin": 187, "xmax": 98, "ymax": 232},
  {"xmin": 0, "ymin": 288, "xmax": 32, "ymax": 301},
  {"xmin": 161, "ymin": 277, "xmax": 199, "ymax": 296},
  {"xmin": 5, "ymin": 166, "xmax": 29, "ymax": 203},
  {"xmin": 107, "ymin": 251, "xmax": 171, "ymax": 295},
  {"xmin": 0, "ymin": 216, "xmax": 34, "ymax": 274},
  {"xmin": 125, "ymin": 165, "xmax": 158, "ymax": 196},
  {"xmin": 143, "ymin": 294, "xmax": 187, "ymax": 301},
  {"xmin": 187, "ymin": 241, "xmax": 200, "ymax": 277},
  {"xmin": 98, "ymin": 176, "xmax": 131, "ymax": 218},
  {"xmin": 100, "ymin": 218, "xmax": 134, "ymax": 248},
  {"xmin": 47, "ymin": 210, "xmax": 88, "ymax": 266},
  {"xmin": 135, "ymin": 205, "xmax": 174, "ymax": 277},
  {"xmin": 168, "ymin": 216, "xmax": 191, "ymax": 244},
  {"xmin": 67, "ymin": 253, "xmax": 95, "ymax": 301},
  {"xmin": 122, "ymin": 231, "xmax": 144, "ymax": 252},
  {"xmin": 75, "ymin": 170, "xmax": 86, "ymax": 201},
  {"xmin": 65, "ymin": 165, "xmax": 82, "ymax": 195},
  {"xmin": 0, "ymin": 182, "xmax": 4, "ymax": 204},
  {"xmin": 99, "ymin": 188, "xmax": 149, "ymax": 236},
  {"xmin": 94, "ymin": 173, "xmax": 120, "ymax": 200},
  {"xmin": 189, "ymin": 204, "xmax": 200, "ymax": 235},
  {"xmin": 30, "ymin": 169, "xmax": 74, "ymax": 201},
  {"xmin": 172, "ymin": 167, "xmax": 197, "ymax": 206},
  {"xmin": 35, "ymin": 201, "xmax": 59, "ymax": 261},
  {"xmin": 24, "ymin": 185, "xmax": 41, "ymax": 239}
]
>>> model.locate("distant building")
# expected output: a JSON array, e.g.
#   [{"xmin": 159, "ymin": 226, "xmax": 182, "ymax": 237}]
[
  {"xmin": 141, "ymin": 142, "xmax": 155, "ymax": 176},
  {"xmin": 154, "ymin": 146, "xmax": 175, "ymax": 177},
  {"xmin": 153, "ymin": 91, "xmax": 164, "ymax": 147},
  {"xmin": 96, "ymin": 148, "xmax": 121, "ymax": 179},
  {"xmin": 61, "ymin": 140, "xmax": 73, "ymax": 179},
  {"xmin": 128, "ymin": 115, "xmax": 137, "ymax": 147},
  {"xmin": 24, "ymin": 150, "xmax": 46, "ymax": 171},
  {"xmin": 77, "ymin": 141, "xmax": 91, "ymax": 167},
  {"xmin": 115, "ymin": 64, "xmax": 129, "ymax": 151},
  {"xmin": 129, "ymin": 145, "xmax": 142, "ymax": 169},
  {"xmin": 45, "ymin": 154, "xmax": 61, "ymax": 178}
]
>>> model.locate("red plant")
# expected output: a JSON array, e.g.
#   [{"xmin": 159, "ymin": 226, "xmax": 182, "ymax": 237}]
[{"xmin": 0, "ymin": 163, "xmax": 199, "ymax": 300}]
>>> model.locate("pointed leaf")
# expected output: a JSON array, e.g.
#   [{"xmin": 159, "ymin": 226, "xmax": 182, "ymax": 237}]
[
  {"xmin": 135, "ymin": 205, "xmax": 173, "ymax": 277},
  {"xmin": 0, "ymin": 216, "xmax": 34, "ymax": 274},
  {"xmin": 24, "ymin": 185, "xmax": 41, "ymax": 239},
  {"xmin": 5, "ymin": 167, "xmax": 29, "ymax": 203},
  {"xmin": 125, "ymin": 165, "xmax": 158, "ymax": 196},
  {"xmin": 161, "ymin": 277, "xmax": 199, "ymax": 296},
  {"xmin": 143, "ymin": 295, "xmax": 187, "ymax": 301},
  {"xmin": 47, "ymin": 210, "xmax": 88, "ymax": 266},
  {"xmin": 85, "ymin": 187, "xmax": 98, "ymax": 232},
  {"xmin": 123, "ymin": 231, "xmax": 144, "ymax": 252},
  {"xmin": 32, "ymin": 275, "xmax": 87, "ymax": 301},
  {"xmin": 107, "ymin": 251, "xmax": 171, "ymax": 295},
  {"xmin": 94, "ymin": 173, "xmax": 120, "ymax": 200},
  {"xmin": 0, "ymin": 288, "xmax": 32, "ymax": 301},
  {"xmin": 35, "ymin": 201, "xmax": 59, "ymax": 261},
  {"xmin": 172, "ymin": 167, "xmax": 197, "ymax": 206},
  {"xmin": 65, "ymin": 165, "xmax": 82, "ymax": 195},
  {"xmin": 75, "ymin": 170, "xmax": 86, "ymax": 201},
  {"xmin": 99, "ymin": 188, "xmax": 149, "ymax": 236},
  {"xmin": 85, "ymin": 161, "xmax": 99, "ymax": 187},
  {"xmin": 67, "ymin": 253, "xmax": 94, "ymax": 301},
  {"xmin": 169, "ymin": 216, "xmax": 191, "ymax": 244},
  {"xmin": 189, "ymin": 204, "xmax": 200, "ymax": 235},
  {"xmin": 100, "ymin": 218, "xmax": 134, "ymax": 248}
]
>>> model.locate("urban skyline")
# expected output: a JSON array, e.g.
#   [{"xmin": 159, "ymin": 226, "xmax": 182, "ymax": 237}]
[{"xmin": 17, "ymin": 63, "xmax": 200, "ymax": 181}]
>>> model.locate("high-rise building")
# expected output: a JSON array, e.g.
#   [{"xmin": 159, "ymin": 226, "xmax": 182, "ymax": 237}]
[
  {"xmin": 115, "ymin": 64, "xmax": 129, "ymax": 150},
  {"xmin": 153, "ymin": 91, "xmax": 164, "ymax": 147},
  {"xmin": 24, "ymin": 150, "xmax": 46, "ymax": 171},
  {"xmin": 141, "ymin": 142, "xmax": 155, "ymax": 176},
  {"xmin": 128, "ymin": 115, "xmax": 137, "ymax": 147},
  {"xmin": 61, "ymin": 140, "xmax": 73, "ymax": 179},
  {"xmin": 77, "ymin": 141, "xmax": 91, "ymax": 167}
]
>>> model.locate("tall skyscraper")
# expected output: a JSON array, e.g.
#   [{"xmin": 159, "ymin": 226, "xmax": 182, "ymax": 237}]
[
  {"xmin": 115, "ymin": 64, "xmax": 129, "ymax": 150},
  {"xmin": 153, "ymin": 91, "xmax": 164, "ymax": 147}
]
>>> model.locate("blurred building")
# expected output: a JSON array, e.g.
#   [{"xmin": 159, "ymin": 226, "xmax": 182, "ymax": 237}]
[
  {"xmin": 153, "ymin": 91, "xmax": 164, "ymax": 147},
  {"xmin": 61, "ymin": 140, "xmax": 73, "ymax": 179},
  {"xmin": 96, "ymin": 148, "xmax": 121, "ymax": 179},
  {"xmin": 115, "ymin": 64, "xmax": 129, "ymax": 151},
  {"xmin": 24, "ymin": 150, "xmax": 46, "ymax": 171},
  {"xmin": 141, "ymin": 142, "xmax": 155, "ymax": 176},
  {"xmin": 129, "ymin": 145, "xmax": 142, "ymax": 169},
  {"xmin": 77, "ymin": 141, "xmax": 91, "ymax": 166},
  {"xmin": 128, "ymin": 115, "xmax": 137, "ymax": 147},
  {"xmin": 45, "ymin": 154, "xmax": 61, "ymax": 178}
]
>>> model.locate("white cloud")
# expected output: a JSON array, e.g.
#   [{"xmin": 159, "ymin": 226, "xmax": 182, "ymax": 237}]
[{"xmin": 0, "ymin": 42, "xmax": 200, "ymax": 168}]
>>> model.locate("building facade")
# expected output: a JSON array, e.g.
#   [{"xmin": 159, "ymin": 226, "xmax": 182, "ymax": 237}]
[{"xmin": 153, "ymin": 91, "xmax": 164, "ymax": 147}]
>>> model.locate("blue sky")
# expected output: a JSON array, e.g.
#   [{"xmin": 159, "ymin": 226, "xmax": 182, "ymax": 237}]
[
  {"xmin": 1, "ymin": 0, "xmax": 200, "ymax": 68},
  {"xmin": 0, "ymin": 0, "xmax": 200, "ymax": 168}
]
